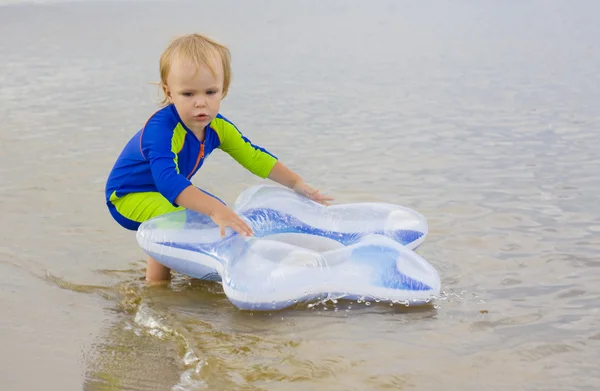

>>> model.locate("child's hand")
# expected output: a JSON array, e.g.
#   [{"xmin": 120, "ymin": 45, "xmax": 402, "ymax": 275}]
[
  {"xmin": 209, "ymin": 204, "xmax": 254, "ymax": 237},
  {"xmin": 292, "ymin": 181, "xmax": 334, "ymax": 206}
]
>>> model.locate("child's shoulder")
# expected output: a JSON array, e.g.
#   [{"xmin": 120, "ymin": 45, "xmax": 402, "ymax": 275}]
[
  {"xmin": 143, "ymin": 105, "xmax": 179, "ymax": 131},
  {"xmin": 212, "ymin": 112, "xmax": 240, "ymax": 129}
]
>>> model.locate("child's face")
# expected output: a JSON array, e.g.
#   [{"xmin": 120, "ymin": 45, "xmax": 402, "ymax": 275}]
[{"xmin": 163, "ymin": 58, "xmax": 224, "ymax": 136}]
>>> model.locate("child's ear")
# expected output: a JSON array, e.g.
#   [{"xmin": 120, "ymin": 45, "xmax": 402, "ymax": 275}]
[{"xmin": 162, "ymin": 84, "xmax": 173, "ymax": 103}]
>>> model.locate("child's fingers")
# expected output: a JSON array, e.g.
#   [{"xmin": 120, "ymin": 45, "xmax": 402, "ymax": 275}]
[
  {"xmin": 311, "ymin": 191, "xmax": 334, "ymax": 204},
  {"xmin": 233, "ymin": 219, "xmax": 253, "ymax": 237},
  {"xmin": 232, "ymin": 213, "xmax": 252, "ymax": 236},
  {"xmin": 301, "ymin": 189, "xmax": 314, "ymax": 197},
  {"xmin": 316, "ymin": 194, "xmax": 334, "ymax": 201}
]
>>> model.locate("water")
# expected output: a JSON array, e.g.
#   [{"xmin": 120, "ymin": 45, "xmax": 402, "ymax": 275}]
[{"xmin": 1, "ymin": 0, "xmax": 599, "ymax": 390}]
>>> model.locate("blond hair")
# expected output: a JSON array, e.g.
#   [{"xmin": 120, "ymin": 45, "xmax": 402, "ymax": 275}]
[{"xmin": 158, "ymin": 33, "xmax": 232, "ymax": 106}]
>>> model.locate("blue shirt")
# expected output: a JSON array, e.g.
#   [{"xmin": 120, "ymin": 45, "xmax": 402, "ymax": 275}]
[{"xmin": 105, "ymin": 104, "xmax": 278, "ymax": 206}]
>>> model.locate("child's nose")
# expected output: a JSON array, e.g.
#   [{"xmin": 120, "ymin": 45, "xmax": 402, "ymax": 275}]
[{"xmin": 195, "ymin": 97, "xmax": 207, "ymax": 107}]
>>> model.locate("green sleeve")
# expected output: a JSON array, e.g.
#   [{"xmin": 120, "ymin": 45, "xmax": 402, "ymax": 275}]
[{"xmin": 211, "ymin": 116, "xmax": 278, "ymax": 178}]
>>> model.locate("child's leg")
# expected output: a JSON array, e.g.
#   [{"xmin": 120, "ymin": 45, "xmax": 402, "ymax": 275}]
[
  {"xmin": 141, "ymin": 189, "xmax": 226, "ymax": 283},
  {"xmin": 108, "ymin": 188, "xmax": 226, "ymax": 283},
  {"xmin": 108, "ymin": 191, "xmax": 184, "ymax": 283},
  {"xmin": 146, "ymin": 256, "xmax": 172, "ymax": 283}
]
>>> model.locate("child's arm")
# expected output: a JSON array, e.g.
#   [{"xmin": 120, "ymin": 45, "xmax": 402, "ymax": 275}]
[
  {"xmin": 267, "ymin": 161, "xmax": 334, "ymax": 205},
  {"xmin": 174, "ymin": 186, "xmax": 253, "ymax": 237},
  {"xmin": 141, "ymin": 114, "xmax": 252, "ymax": 237},
  {"xmin": 213, "ymin": 116, "xmax": 334, "ymax": 205}
]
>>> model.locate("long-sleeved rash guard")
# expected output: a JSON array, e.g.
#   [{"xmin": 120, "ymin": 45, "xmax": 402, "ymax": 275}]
[{"xmin": 105, "ymin": 104, "xmax": 277, "ymax": 207}]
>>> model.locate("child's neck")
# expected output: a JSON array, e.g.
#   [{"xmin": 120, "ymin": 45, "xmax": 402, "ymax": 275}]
[{"xmin": 192, "ymin": 128, "xmax": 205, "ymax": 142}]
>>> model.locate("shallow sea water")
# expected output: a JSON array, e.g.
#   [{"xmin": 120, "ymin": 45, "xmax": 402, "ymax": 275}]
[{"xmin": 1, "ymin": 0, "xmax": 599, "ymax": 390}]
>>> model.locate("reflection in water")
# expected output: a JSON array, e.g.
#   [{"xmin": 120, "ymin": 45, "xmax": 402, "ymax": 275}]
[{"xmin": 73, "ymin": 272, "xmax": 440, "ymax": 390}]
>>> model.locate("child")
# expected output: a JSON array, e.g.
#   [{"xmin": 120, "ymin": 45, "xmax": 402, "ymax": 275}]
[{"xmin": 105, "ymin": 33, "xmax": 333, "ymax": 283}]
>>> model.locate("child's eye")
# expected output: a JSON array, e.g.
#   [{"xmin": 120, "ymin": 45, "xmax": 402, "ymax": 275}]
[
  {"xmin": 206, "ymin": 90, "xmax": 216, "ymax": 95},
  {"xmin": 182, "ymin": 92, "xmax": 193, "ymax": 97}
]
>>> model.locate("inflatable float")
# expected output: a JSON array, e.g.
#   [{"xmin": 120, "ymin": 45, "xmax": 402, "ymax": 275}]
[{"xmin": 136, "ymin": 185, "xmax": 441, "ymax": 310}]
